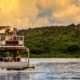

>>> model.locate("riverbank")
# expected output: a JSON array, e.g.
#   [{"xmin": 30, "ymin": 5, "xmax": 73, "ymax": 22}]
[{"xmin": 30, "ymin": 52, "xmax": 80, "ymax": 58}]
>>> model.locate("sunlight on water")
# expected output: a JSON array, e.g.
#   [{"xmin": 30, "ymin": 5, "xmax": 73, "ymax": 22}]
[{"xmin": 0, "ymin": 58, "xmax": 80, "ymax": 80}]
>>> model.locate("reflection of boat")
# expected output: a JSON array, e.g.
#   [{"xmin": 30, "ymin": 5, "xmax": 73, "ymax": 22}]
[{"xmin": 0, "ymin": 26, "xmax": 31, "ymax": 70}]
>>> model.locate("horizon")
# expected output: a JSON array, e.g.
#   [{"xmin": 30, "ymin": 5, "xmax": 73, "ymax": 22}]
[{"xmin": 0, "ymin": 0, "xmax": 80, "ymax": 29}]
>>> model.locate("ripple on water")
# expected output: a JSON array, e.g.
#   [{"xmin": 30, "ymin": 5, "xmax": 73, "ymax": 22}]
[{"xmin": 0, "ymin": 62, "xmax": 80, "ymax": 80}]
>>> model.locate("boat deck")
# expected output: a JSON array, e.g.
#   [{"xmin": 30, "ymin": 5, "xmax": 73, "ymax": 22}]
[
  {"xmin": 0, "ymin": 46, "xmax": 27, "ymax": 50},
  {"xmin": 0, "ymin": 26, "xmax": 31, "ymax": 70},
  {"xmin": 0, "ymin": 62, "xmax": 29, "ymax": 70}
]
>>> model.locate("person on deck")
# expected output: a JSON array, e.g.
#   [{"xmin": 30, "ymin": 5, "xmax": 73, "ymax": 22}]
[
  {"xmin": 5, "ymin": 27, "xmax": 11, "ymax": 41},
  {"xmin": 13, "ymin": 28, "xmax": 18, "ymax": 35},
  {"xmin": 16, "ymin": 53, "xmax": 21, "ymax": 62},
  {"xmin": 5, "ymin": 27, "xmax": 10, "ymax": 36},
  {"xmin": 12, "ymin": 27, "xmax": 18, "ymax": 40}
]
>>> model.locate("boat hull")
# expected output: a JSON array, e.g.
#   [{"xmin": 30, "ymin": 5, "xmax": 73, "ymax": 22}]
[{"xmin": 0, "ymin": 62, "xmax": 29, "ymax": 70}]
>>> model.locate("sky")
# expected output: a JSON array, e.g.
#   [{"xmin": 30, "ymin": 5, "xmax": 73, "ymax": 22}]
[{"xmin": 0, "ymin": 0, "xmax": 80, "ymax": 29}]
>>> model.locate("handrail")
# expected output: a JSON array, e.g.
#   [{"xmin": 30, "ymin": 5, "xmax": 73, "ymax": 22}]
[
  {"xmin": 0, "ymin": 35, "xmax": 24, "ymax": 46},
  {"xmin": 0, "ymin": 35, "xmax": 24, "ymax": 40},
  {"xmin": 0, "ymin": 57, "xmax": 27, "ymax": 62}
]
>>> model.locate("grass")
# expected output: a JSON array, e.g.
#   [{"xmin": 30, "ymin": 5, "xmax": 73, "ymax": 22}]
[
  {"xmin": 18, "ymin": 24, "xmax": 80, "ymax": 58},
  {"xmin": 28, "ymin": 52, "xmax": 80, "ymax": 58}
]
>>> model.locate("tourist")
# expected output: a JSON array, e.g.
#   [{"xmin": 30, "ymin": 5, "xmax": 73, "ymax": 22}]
[
  {"xmin": 16, "ymin": 53, "xmax": 21, "ymax": 62},
  {"xmin": 5, "ymin": 27, "xmax": 10, "ymax": 36},
  {"xmin": 5, "ymin": 27, "xmax": 11, "ymax": 41},
  {"xmin": 0, "ymin": 56, "xmax": 3, "ymax": 61},
  {"xmin": 12, "ymin": 27, "xmax": 18, "ymax": 40},
  {"xmin": 13, "ymin": 27, "xmax": 18, "ymax": 35}
]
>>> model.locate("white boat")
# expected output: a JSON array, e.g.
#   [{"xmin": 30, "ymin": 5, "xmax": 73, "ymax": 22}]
[{"xmin": 0, "ymin": 26, "xmax": 31, "ymax": 70}]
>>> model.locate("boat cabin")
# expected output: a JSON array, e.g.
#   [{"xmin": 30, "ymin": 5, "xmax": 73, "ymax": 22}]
[
  {"xmin": 0, "ymin": 26, "xmax": 24, "ymax": 47},
  {"xmin": 0, "ymin": 26, "xmax": 30, "ymax": 70}
]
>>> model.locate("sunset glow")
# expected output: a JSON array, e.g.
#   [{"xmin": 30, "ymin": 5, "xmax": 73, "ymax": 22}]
[{"xmin": 0, "ymin": 0, "xmax": 80, "ymax": 29}]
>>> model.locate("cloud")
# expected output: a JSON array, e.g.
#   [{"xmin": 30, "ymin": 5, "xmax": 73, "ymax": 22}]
[
  {"xmin": 36, "ymin": 0, "xmax": 80, "ymax": 26},
  {"xmin": 32, "ymin": 17, "xmax": 48, "ymax": 28},
  {"xmin": 54, "ymin": 5, "xmax": 80, "ymax": 24},
  {"xmin": 0, "ymin": 0, "xmax": 38, "ymax": 29},
  {"xmin": 0, "ymin": 0, "xmax": 80, "ymax": 29}
]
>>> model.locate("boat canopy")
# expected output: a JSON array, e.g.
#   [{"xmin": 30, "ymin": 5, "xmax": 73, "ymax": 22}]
[{"xmin": 0, "ymin": 26, "xmax": 11, "ymax": 30}]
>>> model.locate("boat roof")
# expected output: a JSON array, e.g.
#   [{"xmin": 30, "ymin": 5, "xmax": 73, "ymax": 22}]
[
  {"xmin": 0, "ymin": 46, "xmax": 28, "ymax": 51},
  {"xmin": 0, "ymin": 26, "xmax": 11, "ymax": 30}
]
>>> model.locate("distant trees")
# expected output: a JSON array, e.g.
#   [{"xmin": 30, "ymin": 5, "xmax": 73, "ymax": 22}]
[
  {"xmin": 18, "ymin": 24, "xmax": 80, "ymax": 55},
  {"xmin": 66, "ymin": 44, "xmax": 80, "ymax": 52}
]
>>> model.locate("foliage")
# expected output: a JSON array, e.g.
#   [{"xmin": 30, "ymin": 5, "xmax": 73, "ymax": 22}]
[{"xmin": 3, "ymin": 24, "xmax": 80, "ymax": 57}]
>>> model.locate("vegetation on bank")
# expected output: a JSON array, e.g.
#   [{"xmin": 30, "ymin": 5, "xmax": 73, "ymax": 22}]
[
  {"xmin": 17, "ymin": 24, "xmax": 80, "ymax": 58},
  {"xmin": 1, "ymin": 24, "xmax": 80, "ymax": 58}
]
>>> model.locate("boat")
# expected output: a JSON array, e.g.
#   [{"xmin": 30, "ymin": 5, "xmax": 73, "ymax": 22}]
[{"xmin": 0, "ymin": 26, "xmax": 32, "ymax": 70}]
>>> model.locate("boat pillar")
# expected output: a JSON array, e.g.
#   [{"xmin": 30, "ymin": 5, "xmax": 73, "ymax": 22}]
[{"xmin": 26, "ymin": 48, "xmax": 30, "ymax": 67}]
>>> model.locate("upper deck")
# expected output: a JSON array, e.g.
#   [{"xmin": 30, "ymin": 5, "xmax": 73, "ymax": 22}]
[
  {"xmin": 0, "ymin": 26, "xmax": 27, "ymax": 51},
  {"xmin": 0, "ymin": 35, "xmax": 24, "ymax": 47}
]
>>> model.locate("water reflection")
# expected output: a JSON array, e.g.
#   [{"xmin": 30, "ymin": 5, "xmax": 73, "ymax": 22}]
[
  {"xmin": 0, "ymin": 72, "xmax": 30, "ymax": 80},
  {"xmin": 0, "ymin": 62, "xmax": 80, "ymax": 80}
]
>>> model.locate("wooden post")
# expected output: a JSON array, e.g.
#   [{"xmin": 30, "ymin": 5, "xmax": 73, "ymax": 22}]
[
  {"xmin": 17, "ymin": 50, "xmax": 20, "ymax": 62},
  {"xmin": 6, "ymin": 51, "xmax": 9, "ymax": 62},
  {"xmin": 0, "ymin": 36, "xmax": 1, "ymax": 46},
  {"xmin": 27, "ymin": 48, "xmax": 30, "ymax": 67},
  {"xmin": 7, "ymin": 51, "xmax": 9, "ymax": 57},
  {"xmin": 17, "ymin": 50, "xmax": 19, "ymax": 54}
]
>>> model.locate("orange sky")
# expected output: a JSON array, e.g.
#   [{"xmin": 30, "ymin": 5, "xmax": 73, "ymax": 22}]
[{"xmin": 0, "ymin": 0, "xmax": 80, "ymax": 29}]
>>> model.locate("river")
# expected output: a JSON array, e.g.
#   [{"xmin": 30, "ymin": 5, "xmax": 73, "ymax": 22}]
[{"xmin": 0, "ymin": 58, "xmax": 80, "ymax": 80}]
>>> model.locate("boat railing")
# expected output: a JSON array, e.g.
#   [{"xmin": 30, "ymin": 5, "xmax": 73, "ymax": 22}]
[
  {"xmin": 0, "ymin": 57, "xmax": 27, "ymax": 62},
  {"xmin": 0, "ymin": 35, "xmax": 24, "ymax": 46}
]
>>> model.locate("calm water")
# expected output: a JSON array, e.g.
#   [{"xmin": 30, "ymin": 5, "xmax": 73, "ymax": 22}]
[{"xmin": 0, "ymin": 58, "xmax": 80, "ymax": 80}]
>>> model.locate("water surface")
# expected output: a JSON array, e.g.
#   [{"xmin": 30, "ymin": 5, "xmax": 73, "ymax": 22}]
[{"xmin": 0, "ymin": 58, "xmax": 80, "ymax": 80}]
